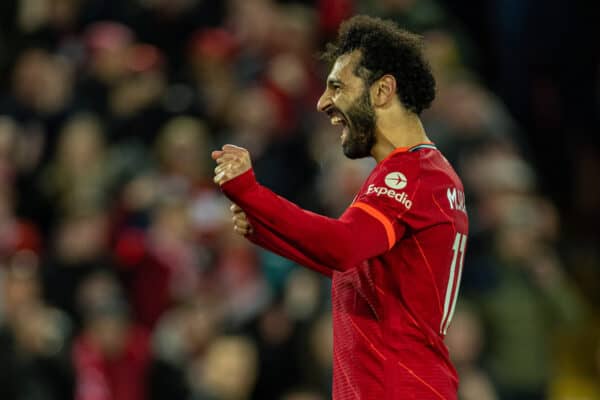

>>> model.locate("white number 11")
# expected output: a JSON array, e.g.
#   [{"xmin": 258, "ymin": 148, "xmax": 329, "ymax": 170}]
[{"xmin": 440, "ymin": 232, "xmax": 467, "ymax": 335}]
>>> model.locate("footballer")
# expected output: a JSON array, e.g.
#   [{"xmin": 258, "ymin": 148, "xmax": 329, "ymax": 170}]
[{"xmin": 212, "ymin": 15, "xmax": 468, "ymax": 400}]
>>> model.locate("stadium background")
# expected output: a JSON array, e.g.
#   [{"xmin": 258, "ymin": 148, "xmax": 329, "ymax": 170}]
[{"xmin": 0, "ymin": 0, "xmax": 598, "ymax": 399}]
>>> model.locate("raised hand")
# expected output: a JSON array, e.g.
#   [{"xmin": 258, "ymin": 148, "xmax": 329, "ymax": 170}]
[{"xmin": 211, "ymin": 144, "xmax": 252, "ymax": 186}]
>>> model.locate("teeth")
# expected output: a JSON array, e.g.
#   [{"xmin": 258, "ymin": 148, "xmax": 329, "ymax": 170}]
[{"xmin": 330, "ymin": 116, "xmax": 344, "ymax": 125}]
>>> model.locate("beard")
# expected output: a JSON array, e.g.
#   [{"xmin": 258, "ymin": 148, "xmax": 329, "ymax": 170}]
[{"xmin": 340, "ymin": 89, "xmax": 377, "ymax": 159}]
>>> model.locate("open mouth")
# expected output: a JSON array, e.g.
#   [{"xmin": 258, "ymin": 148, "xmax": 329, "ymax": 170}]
[
  {"xmin": 327, "ymin": 109, "xmax": 349, "ymax": 142},
  {"xmin": 330, "ymin": 114, "xmax": 345, "ymax": 126}
]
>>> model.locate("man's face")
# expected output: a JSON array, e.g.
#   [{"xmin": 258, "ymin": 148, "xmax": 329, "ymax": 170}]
[{"xmin": 317, "ymin": 52, "xmax": 377, "ymax": 159}]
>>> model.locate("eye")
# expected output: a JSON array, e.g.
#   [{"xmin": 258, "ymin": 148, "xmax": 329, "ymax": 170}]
[{"xmin": 326, "ymin": 80, "xmax": 343, "ymax": 94}]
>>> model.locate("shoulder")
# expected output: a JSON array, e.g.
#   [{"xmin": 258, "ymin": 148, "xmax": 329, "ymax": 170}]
[
  {"xmin": 368, "ymin": 149, "xmax": 427, "ymax": 192},
  {"xmin": 355, "ymin": 153, "xmax": 422, "ymax": 216},
  {"xmin": 410, "ymin": 150, "xmax": 469, "ymax": 220},
  {"xmin": 370, "ymin": 151, "xmax": 421, "ymax": 184},
  {"xmin": 376, "ymin": 149, "xmax": 467, "ymax": 215}
]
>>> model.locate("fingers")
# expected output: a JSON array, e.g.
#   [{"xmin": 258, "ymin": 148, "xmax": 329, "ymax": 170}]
[
  {"xmin": 232, "ymin": 207, "xmax": 252, "ymax": 236},
  {"xmin": 222, "ymin": 144, "xmax": 248, "ymax": 153},
  {"xmin": 213, "ymin": 144, "xmax": 247, "ymax": 160},
  {"xmin": 214, "ymin": 163, "xmax": 232, "ymax": 175},
  {"xmin": 213, "ymin": 160, "xmax": 243, "ymax": 185},
  {"xmin": 233, "ymin": 215, "xmax": 251, "ymax": 231},
  {"xmin": 213, "ymin": 143, "xmax": 245, "ymax": 160},
  {"xmin": 230, "ymin": 204, "xmax": 243, "ymax": 214},
  {"xmin": 214, "ymin": 158, "xmax": 244, "ymax": 172},
  {"xmin": 215, "ymin": 153, "xmax": 237, "ymax": 164},
  {"xmin": 212, "ymin": 144, "xmax": 252, "ymax": 186},
  {"xmin": 231, "ymin": 208, "xmax": 249, "ymax": 226},
  {"xmin": 233, "ymin": 224, "xmax": 253, "ymax": 236},
  {"xmin": 214, "ymin": 171, "xmax": 227, "ymax": 185},
  {"xmin": 213, "ymin": 158, "xmax": 237, "ymax": 184}
]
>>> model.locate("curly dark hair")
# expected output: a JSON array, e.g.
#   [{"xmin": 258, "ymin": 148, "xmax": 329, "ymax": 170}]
[{"xmin": 321, "ymin": 15, "xmax": 436, "ymax": 115}]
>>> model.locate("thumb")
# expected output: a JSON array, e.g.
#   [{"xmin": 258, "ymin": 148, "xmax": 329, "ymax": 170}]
[{"xmin": 211, "ymin": 150, "xmax": 224, "ymax": 160}]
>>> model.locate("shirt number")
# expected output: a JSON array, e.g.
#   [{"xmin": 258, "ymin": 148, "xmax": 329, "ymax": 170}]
[{"xmin": 440, "ymin": 232, "xmax": 467, "ymax": 335}]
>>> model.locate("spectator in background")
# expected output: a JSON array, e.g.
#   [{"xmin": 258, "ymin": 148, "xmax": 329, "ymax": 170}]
[
  {"xmin": 80, "ymin": 21, "xmax": 135, "ymax": 117},
  {"xmin": 186, "ymin": 28, "xmax": 240, "ymax": 127},
  {"xmin": 10, "ymin": 47, "xmax": 75, "ymax": 118},
  {"xmin": 466, "ymin": 192, "xmax": 587, "ymax": 400},
  {"xmin": 106, "ymin": 42, "xmax": 168, "ymax": 142},
  {"xmin": 115, "ymin": 197, "xmax": 205, "ymax": 328},
  {"xmin": 0, "ymin": 252, "xmax": 74, "ymax": 400},
  {"xmin": 72, "ymin": 287, "xmax": 150, "ymax": 400},
  {"xmin": 446, "ymin": 302, "xmax": 498, "ymax": 400},
  {"xmin": 79, "ymin": 21, "xmax": 169, "ymax": 143},
  {"xmin": 249, "ymin": 300, "xmax": 302, "ymax": 399},
  {"xmin": 42, "ymin": 208, "xmax": 114, "ymax": 325},
  {"xmin": 187, "ymin": 335, "xmax": 259, "ymax": 400},
  {"xmin": 149, "ymin": 299, "xmax": 224, "ymax": 400},
  {"xmin": 153, "ymin": 116, "xmax": 227, "ymax": 241},
  {"xmin": 39, "ymin": 112, "xmax": 112, "ymax": 216}
]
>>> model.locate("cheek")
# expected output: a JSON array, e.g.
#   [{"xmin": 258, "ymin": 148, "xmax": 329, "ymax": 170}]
[
  {"xmin": 333, "ymin": 93, "xmax": 351, "ymax": 108},
  {"xmin": 331, "ymin": 97, "xmax": 342, "ymax": 110}
]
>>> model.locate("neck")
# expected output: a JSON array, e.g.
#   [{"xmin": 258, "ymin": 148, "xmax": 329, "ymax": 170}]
[{"xmin": 370, "ymin": 108, "xmax": 430, "ymax": 162}]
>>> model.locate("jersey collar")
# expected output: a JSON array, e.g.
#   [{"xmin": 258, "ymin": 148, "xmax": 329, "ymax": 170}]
[{"xmin": 380, "ymin": 142, "xmax": 436, "ymax": 163}]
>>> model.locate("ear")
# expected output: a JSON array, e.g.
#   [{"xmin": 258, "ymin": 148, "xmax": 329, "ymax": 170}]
[{"xmin": 371, "ymin": 74, "xmax": 397, "ymax": 107}]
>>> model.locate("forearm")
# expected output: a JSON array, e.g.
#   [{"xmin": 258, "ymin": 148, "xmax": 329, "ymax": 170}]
[
  {"xmin": 246, "ymin": 215, "xmax": 333, "ymax": 278},
  {"xmin": 222, "ymin": 170, "xmax": 389, "ymax": 271}
]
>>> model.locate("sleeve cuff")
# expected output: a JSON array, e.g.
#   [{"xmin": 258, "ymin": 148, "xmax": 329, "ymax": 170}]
[{"xmin": 221, "ymin": 169, "xmax": 258, "ymax": 198}]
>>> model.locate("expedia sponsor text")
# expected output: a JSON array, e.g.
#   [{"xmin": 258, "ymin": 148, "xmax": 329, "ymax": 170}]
[{"xmin": 366, "ymin": 184, "xmax": 413, "ymax": 209}]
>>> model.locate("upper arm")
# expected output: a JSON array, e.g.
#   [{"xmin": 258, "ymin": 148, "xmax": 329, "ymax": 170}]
[{"xmin": 333, "ymin": 206, "xmax": 402, "ymax": 269}]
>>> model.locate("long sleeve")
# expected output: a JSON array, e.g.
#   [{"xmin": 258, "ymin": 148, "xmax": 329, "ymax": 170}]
[
  {"xmin": 245, "ymin": 215, "xmax": 333, "ymax": 277},
  {"xmin": 221, "ymin": 169, "xmax": 402, "ymax": 272}
]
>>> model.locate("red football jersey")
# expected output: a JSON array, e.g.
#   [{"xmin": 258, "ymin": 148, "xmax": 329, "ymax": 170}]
[
  {"xmin": 332, "ymin": 144, "xmax": 468, "ymax": 399},
  {"xmin": 221, "ymin": 143, "xmax": 468, "ymax": 400}
]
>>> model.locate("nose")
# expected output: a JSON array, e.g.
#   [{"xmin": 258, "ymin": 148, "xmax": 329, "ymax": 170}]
[{"xmin": 316, "ymin": 90, "xmax": 331, "ymax": 113}]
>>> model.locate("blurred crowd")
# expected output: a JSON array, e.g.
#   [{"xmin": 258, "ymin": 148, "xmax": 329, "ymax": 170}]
[{"xmin": 0, "ymin": 0, "xmax": 598, "ymax": 400}]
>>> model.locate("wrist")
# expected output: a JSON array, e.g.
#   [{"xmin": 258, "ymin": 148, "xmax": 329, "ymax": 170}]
[{"xmin": 221, "ymin": 169, "xmax": 257, "ymax": 197}]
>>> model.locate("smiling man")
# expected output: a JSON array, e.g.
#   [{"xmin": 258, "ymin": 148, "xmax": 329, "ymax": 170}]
[{"xmin": 212, "ymin": 15, "xmax": 468, "ymax": 400}]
